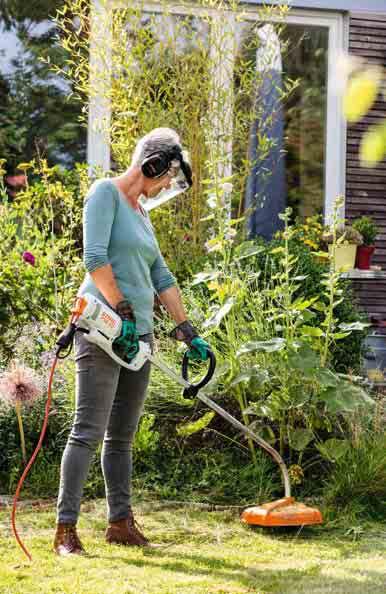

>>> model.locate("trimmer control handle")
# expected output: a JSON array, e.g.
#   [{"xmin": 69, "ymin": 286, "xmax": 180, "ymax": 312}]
[{"xmin": 182, "ymin": 350, "xmax": 216, "ymax": 395}]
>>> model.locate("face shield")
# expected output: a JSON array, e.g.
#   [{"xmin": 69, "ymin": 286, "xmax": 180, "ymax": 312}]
[{"xmin": 141, "ymin": 151, "xmax": 192, "ymax": 212}]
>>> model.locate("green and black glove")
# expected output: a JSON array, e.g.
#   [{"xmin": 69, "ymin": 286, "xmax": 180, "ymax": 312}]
[
  {"xmin": 113, "ymin": 300, "xmax": 139, "ymax": 361},
  {"xmin": 170, "ymin": 320, "xmax": 211, "ymax": 361}
]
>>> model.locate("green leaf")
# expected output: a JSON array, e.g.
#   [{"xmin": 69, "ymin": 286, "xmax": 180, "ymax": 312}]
[
  {"xmin": 288, "ymin": 427, "xmax": 314, "ymax": 451},
  {"xmin": 288, "ymin": 345, "xmax": 319, "ymax": 374},
  {"xmin": 230, "ymin": 365, "xmax": 269, "ymax": 387},
  {"xmin": 312, "ymin": 301, "xmax": 327, "ymax": 312},
  {"xmin": 235, "ymin": 242, "xmax": 265, "ymax": 261},
  {"xmin": 339, "ymin": 321, "xmax": 370, "ymax": 331},
  {"xmin": 301, "ymin": 310, "xmax": 316, "ymax": 323},
  {"xmin": 311, "ymin": 251, "xmax": 329, "ymax": 259},
  {"xmin": 316, "ymin": 438, "xmax": 350, "ymax": 462},
  {"xmin": 176, "ymin": 412, "xmax": 215, "ymax": 437},
  {"xmin": 237, "ymin": 338, "xmax": 286, "ymax": 355},
  {"xmin": 318, "ymin": 381, "xmax": 375, "ymax": 414},
  {"xmin": 300, "ymin": 326, "xmax": 324, "ymax": 337},
  {"xmin": 191, "ymin": 270, "xmax": 220, "ymax": 286},
  {"xmin": 315, "ymin": 368, "xmax": 339, "ymax": 388},
  {"xmin": 331, "ymin": 332, "xmax": 351, "ymax": 340},
  {"xmin": 293, "ymin": 297, "xmax": 318, "ymax": 311},
  {"xmin": 203, "ymin": 297, "xmax": 235, "ymax": 329}
]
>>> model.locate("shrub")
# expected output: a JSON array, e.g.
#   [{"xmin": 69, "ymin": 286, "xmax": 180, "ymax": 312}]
[
  {"xmin": 352, "ymin": 215, "xmax": 378, "ymax": 246},
  {"xmin": 0, "ymin": 161, "xmax": 86, "ymax": 362}
]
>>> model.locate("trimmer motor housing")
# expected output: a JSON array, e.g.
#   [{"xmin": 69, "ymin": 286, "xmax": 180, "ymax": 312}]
[{"xmin": 69, "ymin": 293, "xmax": 151, "ymax": 371}]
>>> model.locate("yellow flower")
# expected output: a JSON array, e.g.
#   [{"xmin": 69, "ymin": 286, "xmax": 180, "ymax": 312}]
[
  {"xmin": 288, "ymin": 464, "xmax": 304, "ymax": 485},
  {"xmin": 343, "ymin": 69, "xmax": 381, "ymax": 123},
  {"xmin": 360, "ymin": 123, "xmax": 386, "ymax": 167},
  {"xmin": 304, "ymin": 239, "xmax": 317, "ymax": 249},
  {"xmin": 16, "ymin": 161, "xmax": 34, "ymax": 171}
]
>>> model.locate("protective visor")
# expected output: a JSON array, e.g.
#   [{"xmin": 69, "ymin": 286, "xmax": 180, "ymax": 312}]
[{"xmin": 141, "ymin": 151, "xmax": 192, "ymax": 212}]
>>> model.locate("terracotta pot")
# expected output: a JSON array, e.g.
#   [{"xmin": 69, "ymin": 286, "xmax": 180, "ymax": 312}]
[{"xmin": 356, "ymin": 245, "xmax": 375, "ymax": 270}]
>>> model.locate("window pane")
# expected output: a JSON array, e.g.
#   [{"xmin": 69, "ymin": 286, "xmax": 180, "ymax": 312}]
[{"xmin": 235, "ymin": 21, "xmax": 328, "ymax": 238}]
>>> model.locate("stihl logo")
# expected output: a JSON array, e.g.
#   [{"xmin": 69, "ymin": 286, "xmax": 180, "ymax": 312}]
[{"xmin": 101, "ymin": 312, "xmax": 117, "ymax": 329}]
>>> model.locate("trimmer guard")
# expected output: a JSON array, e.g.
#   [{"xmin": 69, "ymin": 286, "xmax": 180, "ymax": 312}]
[{"xmin": 241, "ymin": 497, "xmax": 323, "ymax": 527}]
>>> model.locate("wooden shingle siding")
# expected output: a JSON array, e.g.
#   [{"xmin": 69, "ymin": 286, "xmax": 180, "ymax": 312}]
[{"xmin": 345, "ymin": 12, "xmax": 386, "ymax": 319}]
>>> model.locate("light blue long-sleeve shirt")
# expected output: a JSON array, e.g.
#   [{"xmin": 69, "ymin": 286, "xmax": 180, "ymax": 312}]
[{"xmin": 77, "ymin": 179, "xmax": 176, "ymax": 334}]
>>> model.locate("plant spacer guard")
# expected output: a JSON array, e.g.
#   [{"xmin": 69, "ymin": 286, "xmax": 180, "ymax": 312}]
[{"xmin": 241, "ymin": 497, "xmax": 323, "ymax": 527}]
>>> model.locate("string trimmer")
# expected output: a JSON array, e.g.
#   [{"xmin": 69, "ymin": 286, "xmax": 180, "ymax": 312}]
[{"xmin": 11, "ymin": 293, "xmax": 322, "ymax": 561}]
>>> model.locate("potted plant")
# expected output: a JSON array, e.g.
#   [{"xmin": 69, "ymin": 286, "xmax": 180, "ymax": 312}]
[
  {"xmin": 323, "ymin": 225, "xmax": 363, "ymax": 271},
  {"xmin": 352, "ymin": 216, "xmax": 378, "ymax": 270}
]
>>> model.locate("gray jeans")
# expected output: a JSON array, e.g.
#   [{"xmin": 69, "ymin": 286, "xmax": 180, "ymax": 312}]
[{"xmin": 56, "ymin": 331, "xmax": 153, "ymax": 524}]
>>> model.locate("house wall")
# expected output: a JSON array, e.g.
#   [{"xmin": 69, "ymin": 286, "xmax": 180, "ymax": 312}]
[
  {"xmin": 243, "ymin": 1, "xmax": 386, "ymax": 12},
  {"xmin": 345, "ymin": 12, "xmax": 386, "ymax": 319}
]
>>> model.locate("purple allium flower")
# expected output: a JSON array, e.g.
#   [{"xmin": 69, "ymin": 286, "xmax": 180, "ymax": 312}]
[
  {"xmin": 22, "ymin": 251, "xmax": 35, "ymax": 266},
  {"xmin": 0, "ymin": 361, "xmax": 43, "ymax": 407}
]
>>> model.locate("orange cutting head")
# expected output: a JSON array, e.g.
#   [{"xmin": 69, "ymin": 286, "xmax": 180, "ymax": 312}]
[{"xmin": 241, "ymin": 497, "xmax": 323, "ymax": 527}]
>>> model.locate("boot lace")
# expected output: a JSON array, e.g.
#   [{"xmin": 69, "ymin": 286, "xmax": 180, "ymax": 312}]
[{"xmin": 127, "ymin": 510, "xmax": 148, "ymax": 543}]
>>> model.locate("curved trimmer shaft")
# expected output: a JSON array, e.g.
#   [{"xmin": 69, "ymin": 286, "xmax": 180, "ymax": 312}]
[{"xmin": 148, "ymin": 353, "xmax": 291, "ymax": 499}]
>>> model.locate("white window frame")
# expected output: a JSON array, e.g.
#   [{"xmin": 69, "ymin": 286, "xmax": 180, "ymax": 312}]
[{"xmin": 88, "ymin": 1, "xmax": 348, "ymax": 222}]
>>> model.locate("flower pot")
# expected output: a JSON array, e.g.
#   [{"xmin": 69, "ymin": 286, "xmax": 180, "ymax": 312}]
[
  {"xmin": 329, "ymin": 244, "xmax": 357, "ymax": 272},
  {"xmin": 356, "ymin": 245, "xmax": 375, "ymax": 270}
]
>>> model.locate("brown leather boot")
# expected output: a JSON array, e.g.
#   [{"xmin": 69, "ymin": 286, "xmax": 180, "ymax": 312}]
[
  {"xmin": 105, "ymin": 507, "xmax": 149, "ymax": 546},
  {"xmin": 53, "ymin": 523, "xmax": 85, "ymax": 556}
]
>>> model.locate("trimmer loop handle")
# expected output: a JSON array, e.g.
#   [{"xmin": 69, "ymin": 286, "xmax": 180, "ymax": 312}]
[{"xmin": 182, "ymin": 350, "xmax": 216, "ymax": 396}]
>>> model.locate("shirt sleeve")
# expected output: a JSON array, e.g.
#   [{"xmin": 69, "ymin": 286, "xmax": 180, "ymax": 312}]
[
  {"xmin": 150, "ymin": 251, "xmax": 177, "ymax": 294},
  {"xmin": 83, "ymin": 182, "xmax": 118, "ymax": 273}
]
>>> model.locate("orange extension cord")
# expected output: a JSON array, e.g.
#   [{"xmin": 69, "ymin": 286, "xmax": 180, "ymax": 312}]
[
  {"xmin": 11, "ymin": 355, "xmax": 58, "ymax": 561},
  {"xmin": 11, "ymin": 301, "xmax": 85, "ymax": 561}
]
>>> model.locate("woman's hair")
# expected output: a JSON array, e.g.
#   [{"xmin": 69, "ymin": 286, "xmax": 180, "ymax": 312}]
[{"xmin": 131, "ymin": 127, "xmax": 181, "ymax": 167}]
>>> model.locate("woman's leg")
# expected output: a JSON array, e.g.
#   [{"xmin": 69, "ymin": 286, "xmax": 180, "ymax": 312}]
[
  {"xmin": 56, "ymin": 332, "xmax": 121, "ymax": 524},
  {"xmin": 101, "ymin": 334, "xmax": 153, "ymax": 523}
]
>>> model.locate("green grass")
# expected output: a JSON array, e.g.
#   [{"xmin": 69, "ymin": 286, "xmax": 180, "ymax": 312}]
[{"xmin": 1, "ymin": 498, "xmax": 385, "ymax": 594}]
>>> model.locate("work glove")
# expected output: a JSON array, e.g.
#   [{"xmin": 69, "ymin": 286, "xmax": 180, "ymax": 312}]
[
  {"xmin": 170, "ymin": 320, "xmax": 211, "ymax": 361},
  {"xmin": 113, "ymin": 300, "xmax": 139, "ymax": 360}
]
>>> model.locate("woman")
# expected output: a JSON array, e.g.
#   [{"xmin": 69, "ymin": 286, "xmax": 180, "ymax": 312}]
[{"xmin": 54, "ymin": 128, "xmax": 211, "ymax": 555}]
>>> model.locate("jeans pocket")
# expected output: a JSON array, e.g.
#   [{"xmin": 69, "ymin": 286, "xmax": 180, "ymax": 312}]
[{"xmin": 74, "ymin": 332, "xmax": 95, "ymax": 367}]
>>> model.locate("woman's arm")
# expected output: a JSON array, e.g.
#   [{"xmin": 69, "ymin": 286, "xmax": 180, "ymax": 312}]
[
  {"xmin": 157, "ymin": 285, "xmax": 187, "ymax": 325},
  {"xmin": 83, "ymin": 183, "xmax": 124, "ymax": 309},
  {"xmin": 90, "ymin": 264, "xmax": 125, "ymax": 309}
]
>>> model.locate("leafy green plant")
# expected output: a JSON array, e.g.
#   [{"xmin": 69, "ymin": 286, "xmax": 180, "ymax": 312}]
[
  {"xmin": 352, "ymin": 216, "xmax": 378, "ymax": 246},
  {"xmin": 322, "ymin": 430, "xmax": 386, "ymax": 519},
  {"xmin": 323, "ymin": 225, "xmax": 363, "ymax": 246},
  {"xmin": 169, "ymin": 196, "xmax": 374, "ymax": 477}
]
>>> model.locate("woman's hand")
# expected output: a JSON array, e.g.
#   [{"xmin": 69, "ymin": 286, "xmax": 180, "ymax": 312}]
[
  {"xmin": 186, "ymin": 337, "xmax": 211, "ymax": 361},
  {"xmin": 170, "ymin": 320, "xmax": 211, "ymax": 362},
  {"xmin": 113, "ymin": 300, "xmax": 139, "ymax": 361}
]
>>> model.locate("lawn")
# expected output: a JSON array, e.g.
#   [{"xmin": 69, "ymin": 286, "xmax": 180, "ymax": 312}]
[{"xmin": 0, "ymin": 498, "xmax": 385, "ymax": 594}]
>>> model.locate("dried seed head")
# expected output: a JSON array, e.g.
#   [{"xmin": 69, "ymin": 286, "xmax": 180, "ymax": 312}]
[{"xmin": 0, "ymin": 361, "xmax": 43, "ymax": 407}]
